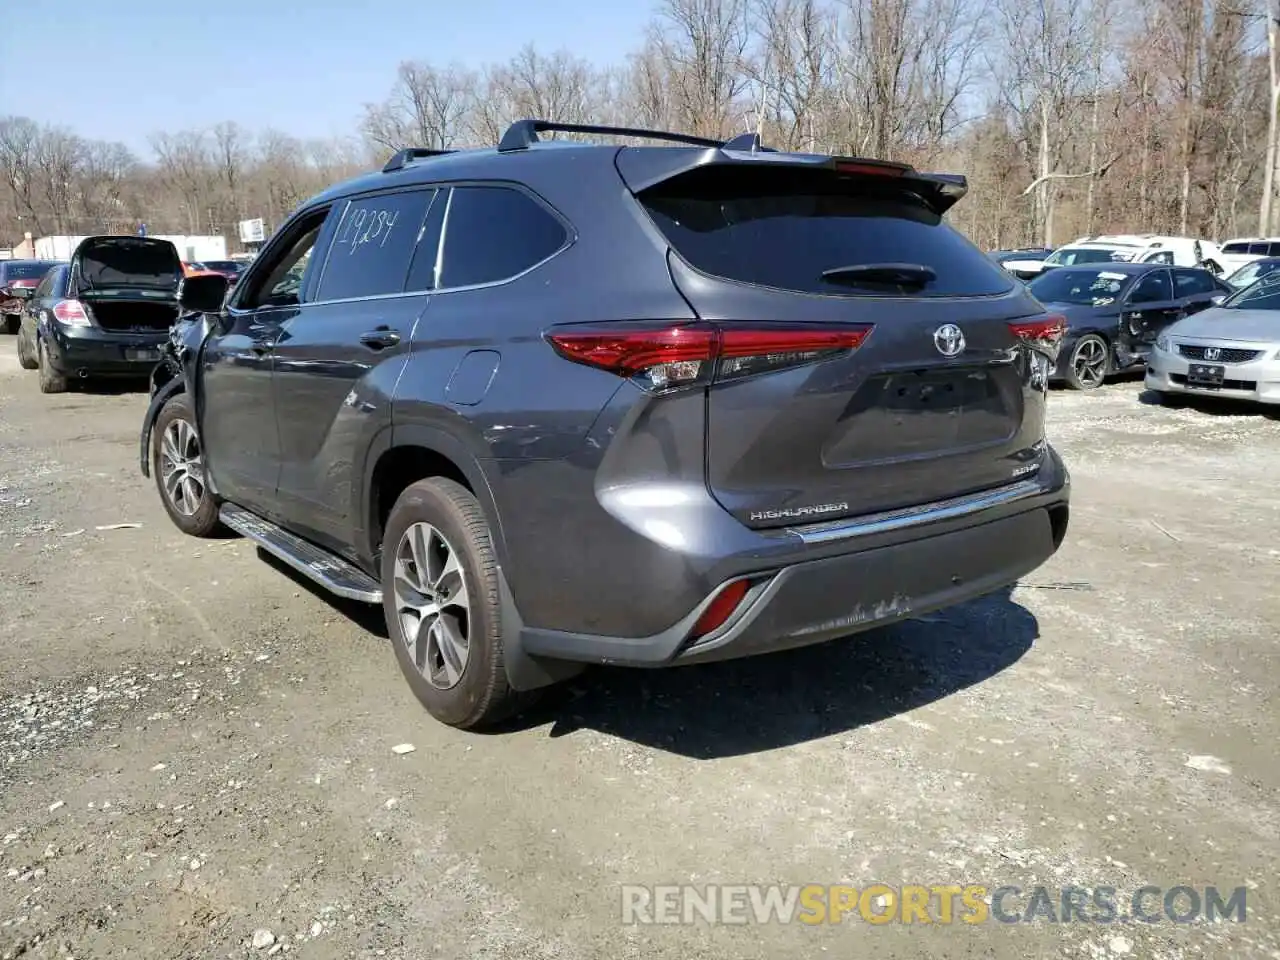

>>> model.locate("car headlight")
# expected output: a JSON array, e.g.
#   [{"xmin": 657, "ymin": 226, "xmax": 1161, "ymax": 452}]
[{"xmin": 1155, "ymin": 332, "xmax": 1170, "ymax": 352}]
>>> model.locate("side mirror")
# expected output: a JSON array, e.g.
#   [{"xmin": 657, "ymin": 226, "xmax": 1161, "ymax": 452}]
[{"xmin": 177, "ymin": 273, "xmax": 229, "ymax": 314}]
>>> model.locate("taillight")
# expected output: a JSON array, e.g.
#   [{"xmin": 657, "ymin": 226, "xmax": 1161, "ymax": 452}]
[
  {"xmin": 544, "ymin": 321, "xmax": 874, "ymax": 393},
  {"xmin": 1008, "ymin": 314, "xmax": 1066, "ymax": 360},
  {"xmin": 53, "ymin": 300, "xmax": 91, "ymax": 326}
]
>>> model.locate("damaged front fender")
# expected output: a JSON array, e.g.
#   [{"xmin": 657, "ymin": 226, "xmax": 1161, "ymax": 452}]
[{"xmin": 138, "ymin": 312, "xmax": 209, "ymax": 478}]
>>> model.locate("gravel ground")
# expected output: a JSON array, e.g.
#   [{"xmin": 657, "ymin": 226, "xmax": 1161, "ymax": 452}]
[{"xmin": 0, "ymin": 347, "xmax": 1277, "ymax": 960}]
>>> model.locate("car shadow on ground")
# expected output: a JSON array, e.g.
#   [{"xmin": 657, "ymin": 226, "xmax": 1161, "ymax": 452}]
[
  {"xmin": 255, "ymin": 547, "xmax": 1037, "ymax": 758},
  {"xmin": 67, "ymin": 377, "xmax": 151, "ymax": 396},
  {"xmin": 1137, "ymin": 387, "xmax": 1280, "ymax": 419},
  {"xmin": 516, "ymin": 584, "xmax": 1038, "ymax": 758}
]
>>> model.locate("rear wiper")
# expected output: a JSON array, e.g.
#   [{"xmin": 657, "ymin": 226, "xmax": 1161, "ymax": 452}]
[{"xmin": 821, "ymin": 262, "xmax": 937, "ymax": 288}]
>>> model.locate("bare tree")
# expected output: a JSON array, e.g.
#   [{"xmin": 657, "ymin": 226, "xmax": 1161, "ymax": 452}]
[{"xmin": 652, "ymin": 0, "xmax": 753, "ymax": 138}]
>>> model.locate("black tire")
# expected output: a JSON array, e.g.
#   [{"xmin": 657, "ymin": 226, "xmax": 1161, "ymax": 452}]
[
  {"xmin": 37, "ymin": 338, "xmax": 68, "ymax": 394},
  {"xmin": 2, "ymin": 313, "xmax": 17, "ymax": 335},
  {"xmin": 151, "ymin": 393, "xmax": 223, "ymax": 537},
  {"xmin": 381, "ymin": 477, "xmax": 533, "ymax": 730},
  {"xmin": 1063, "ymin": 334, "xmax": 1110, "ymax": 391},
  {"xmin": 16, "ymin": 325, "xmax": 37, "ymax": 370}
]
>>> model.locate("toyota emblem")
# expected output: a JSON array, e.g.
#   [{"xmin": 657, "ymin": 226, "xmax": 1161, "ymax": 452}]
[{"xmin": 933, "ymin": 323, "xmax": 966, "ymax": 358}]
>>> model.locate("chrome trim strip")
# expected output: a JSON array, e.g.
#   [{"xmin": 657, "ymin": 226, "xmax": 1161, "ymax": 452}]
[{"xmin": 789, "ymin": 479, "xmax": 1045, "ymax": 545}]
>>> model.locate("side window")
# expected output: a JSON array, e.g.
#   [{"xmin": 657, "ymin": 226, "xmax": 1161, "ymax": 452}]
[
  {"xmin": 240, "ymin": 210, "xmax": 330, "ymax": 309},
  {"xmin": 316, "ymin": 189, "xmax": 436, "ymax": 301},
  {"xmin": 1143, "ymin": 250, "xmax": 1173, "ymax": 265},
  {"xmin": 438, "ymin": 185, "xmax": 568, "ymax": 289},
  {"xmin": 1268, "ymin": 243, "xmax": 1280, "ymax": 257},
  {"xmin": 404, "ymin": 188, "xmax": 449, "ymax": 292},
  {"xmin": 1173, "ymin": 269, "xmax": 1214, "ymax": 297},
  {"xmin": 1129, "ymin": 270, "xmax": 1173, "ymax": 304},
  {"xmin": 32, "ymin": 269, "xmax": 55, "ymax": 299}
]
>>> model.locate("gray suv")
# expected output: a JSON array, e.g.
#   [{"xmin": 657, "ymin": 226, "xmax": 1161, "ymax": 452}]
[{"xmin": 140, "ymin": 120, "xmax": 1071, "ymax": 729}]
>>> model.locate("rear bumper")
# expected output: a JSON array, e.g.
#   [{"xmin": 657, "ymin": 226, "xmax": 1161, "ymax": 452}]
[
  {"xmin": 514, "ymin": 448, "xmax": 1069, "ymax": 669},
  {"xmin": 44, "ymin": 323, "xmax": 167, "ymax": 377}
]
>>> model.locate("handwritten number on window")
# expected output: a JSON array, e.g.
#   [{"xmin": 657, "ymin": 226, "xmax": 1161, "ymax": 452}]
[{"xmin": 336, "ymin": 205, "xmax": 399, "ymax": 256}]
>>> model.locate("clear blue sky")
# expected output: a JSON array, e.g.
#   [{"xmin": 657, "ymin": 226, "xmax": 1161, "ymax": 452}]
[{"xmin": 2, "ymin": 0, "xmax": 653, "ymax": 157}]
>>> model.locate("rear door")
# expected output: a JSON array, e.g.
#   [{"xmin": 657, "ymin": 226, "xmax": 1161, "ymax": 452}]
[
  {"xmin": 1119, "ymin": 269, "xmax": 1178, "ymax": 352},
  {"xmin": 1172, "ymin": 268, "xmax": 1222, "ymax": 316},
  {"xmin": 624, "ymin": 156, "xmax": 1052, "ymax": 526}
]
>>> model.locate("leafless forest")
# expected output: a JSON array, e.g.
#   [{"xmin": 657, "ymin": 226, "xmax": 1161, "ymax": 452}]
[{"xmin": 5, "ymin": 0, "xmax": 1280, "ymax": 251}]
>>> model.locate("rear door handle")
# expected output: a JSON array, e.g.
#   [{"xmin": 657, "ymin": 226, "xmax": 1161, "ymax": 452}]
[{"xmin": 359, "ymin": 327, "xmax": 401, "ymax": 350}]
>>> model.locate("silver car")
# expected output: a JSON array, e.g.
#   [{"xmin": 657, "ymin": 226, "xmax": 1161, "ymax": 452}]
[{"xmin": 1145, "ymin": 273, "xmax": 1280, "ymax": 405}]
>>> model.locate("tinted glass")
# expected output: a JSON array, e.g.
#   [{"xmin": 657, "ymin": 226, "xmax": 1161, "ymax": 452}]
[
  {"xmin": 640, "ymin": 166, "xmax": 1011, "ymax": 297},
  {"xmin": 439, "ymin": 186, "xmax": 568, "ymax": 289},
  {"xmin": 33, "ymin": 266, "xmax": 61, "ymax": 298},
  {"xmin": 1250, "ymin": 242, "xmax": 1269, "ymax": 254},
  {"xmin": 317, "ymin": 190, "xmax": 436, "ymax": 301},
  {"xmin": 1129, "ymin": 270, "xmax": 1172, "ymax": 303},
  {"xmin": 404, "ymin": 189, "xmax": 447, "ymax": 292},
  {"xmin": 1222, "ymin": 242, "xmax": 1251, "ymax": 254},
  {"xmin": 1027, "ymin": 268, "xmax": 1134, "ymax": 305},
  {"xmin": 1173, "ymin": 269, "xmax": 1215, "ymax": 296},
  {"xmin": 3, "ymin": 261, "xmax": 59, "ymax": 280}
]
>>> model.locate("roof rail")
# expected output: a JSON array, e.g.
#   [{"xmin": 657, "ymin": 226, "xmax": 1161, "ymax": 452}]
[
  {"xmin": 497, "ymin": 119, "xmax": 723, "ymax": 153},
  {"xmin": 382, "ymin": 147, "xmax": 458, "ymax": 173}
]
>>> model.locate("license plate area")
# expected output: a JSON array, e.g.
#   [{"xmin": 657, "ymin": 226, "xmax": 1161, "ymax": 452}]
[
  {"xmin": 827, "ymin": 368, "xmax": 1014, "ymax": 464},
  {"xmin": 1186, "ymin": 363, "xmax": 1225, "ymax": 388},
  {"xmin": 124, "ymin": 347, "xmax": 159, "ymax": 362}
]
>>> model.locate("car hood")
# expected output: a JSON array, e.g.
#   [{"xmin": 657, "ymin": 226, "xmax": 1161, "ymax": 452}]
[
  {"xmin": 1166, "ymin": 308, "xmax": 1280, "ymax": 343},
  {"xmin": 70, "ymin": 236, "xmax": 182, "ymax": 295}
]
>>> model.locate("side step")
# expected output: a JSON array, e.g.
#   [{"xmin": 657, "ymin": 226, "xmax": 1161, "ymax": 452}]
[{"xmin": 219, "ymin": 503, "xmax": 382, "ymax": 604}]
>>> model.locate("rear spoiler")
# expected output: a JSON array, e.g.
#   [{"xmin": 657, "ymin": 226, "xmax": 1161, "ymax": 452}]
[{"xmin": 614, "ymin": 147, "xmax": 968, "ymax": 215}]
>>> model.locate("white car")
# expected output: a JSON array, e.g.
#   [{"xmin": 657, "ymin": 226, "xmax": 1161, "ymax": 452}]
[
  {"xmin": 1003, "ymin": 235, "xmax": 1225, "ymax": 281},
  {"xmin": 1145, "ymin": 273, "xmax": 1280, "ymax": 406},
  {"xmin": 1216, "ymin": 237, "xmax": 1280, "ymax": 274}
]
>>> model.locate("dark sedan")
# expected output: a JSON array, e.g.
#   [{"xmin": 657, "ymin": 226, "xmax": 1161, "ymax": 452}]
[{"xmin": 1027, "ymin": 262, "xmax": 1232, "ymax": 390}]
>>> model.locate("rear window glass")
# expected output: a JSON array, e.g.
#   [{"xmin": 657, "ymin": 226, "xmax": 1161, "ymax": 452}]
[
  {"xmin": 638, "ymin": 167, "xmax": 1013, "ymax": 297},
  {"xmin": 1173, "ymin": 269, "xmax": 1215, "ymax": 296},
  {"xmin": 78, "ymin": 239, "xmax": 179, "ymax": 291},
  {"xmin": 3, "ymin": 261, "xmax": 59, "ymax": 280}
]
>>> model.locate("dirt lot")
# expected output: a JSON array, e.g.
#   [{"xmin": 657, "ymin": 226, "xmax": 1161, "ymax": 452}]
[{"xmin": 0, "ymin": 347, "xmax": 1277, "ymax": 960}]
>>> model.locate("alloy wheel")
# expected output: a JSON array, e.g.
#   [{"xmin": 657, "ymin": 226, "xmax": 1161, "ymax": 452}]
[
  {"xmin": 1072, "ymin": 338, "xmax": 1108, "ymax": 389},
  {"xmin": 160, "ymin": 419, "xmax": 206, "ymax": 516},
  {"xmin": 393, "ymin": 522, "xmax": 471, "ymax": 690}
]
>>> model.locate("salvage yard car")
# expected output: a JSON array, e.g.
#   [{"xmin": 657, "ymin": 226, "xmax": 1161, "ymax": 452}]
[
  {"xmin": 15, "ymin": 236, "xmax": 184, "ymax": 393},
  {"xmin": 1146, "ymin": 269, "xmax": 1280, "ymax": 406},
  {"xmin": 139, "ymin": 119, "xmax": 1072, "ymax": 730},
  {"xmin": 1, "ymin": 258, "xmax": 62, "ymax": 334},
  {"xmin": 1027, "ymin": 263, "xmax": 1232, "ymax": 390}
]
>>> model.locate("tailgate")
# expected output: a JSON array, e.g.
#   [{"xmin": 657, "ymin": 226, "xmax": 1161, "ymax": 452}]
[{"xmin": 628, "ymin": 157, "xmax": 1058, "ymax": 528}]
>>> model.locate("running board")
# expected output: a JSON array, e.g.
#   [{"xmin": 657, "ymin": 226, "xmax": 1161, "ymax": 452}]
[{"xmin": 219, "ymin": 503, "xmax": 382, "ymax": 604}]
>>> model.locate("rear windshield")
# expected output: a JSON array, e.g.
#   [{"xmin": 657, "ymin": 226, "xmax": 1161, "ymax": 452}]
[
  {"xmin": 78, "ymin": 238, "xmax": 179, "ymax": 291},
  {"xmin": 638, "ymin": 166, "xmax": 1013, "ymax": 297},
  {"xmin": 200, "ymin": 260, "xmax": 243, "ymax": 273},
  {"xmin": 3, "ymin": 261, "xmax": 59, "ymax": 280},
  {"xmin": 1027, "ymin": 268, "xmax": 1134, "ymax": 305},
  {"xmin": 1044, "ymin": 247, "xmax": 1138, "ymax": 266}
]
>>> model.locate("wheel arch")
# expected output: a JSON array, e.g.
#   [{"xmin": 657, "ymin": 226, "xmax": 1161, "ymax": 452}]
[{"xmin": 361, "ymin": 425, "xmax": 508, "ymax": 571}]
